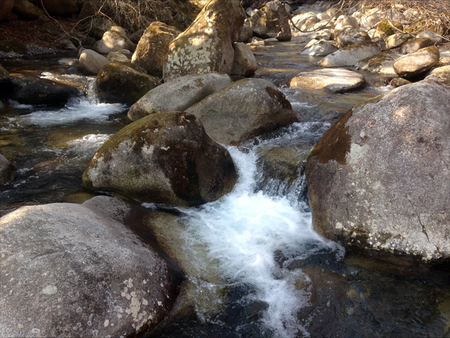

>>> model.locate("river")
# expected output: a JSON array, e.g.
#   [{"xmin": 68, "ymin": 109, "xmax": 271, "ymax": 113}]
[{"xmin": 1, "ymin": 37, "xmax": 450, "ymax": 337}]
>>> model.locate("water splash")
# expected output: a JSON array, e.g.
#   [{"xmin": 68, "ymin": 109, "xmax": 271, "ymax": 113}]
[{"xmin": 177, "ymin": 147, "xmax": 343, "ymax": 337}]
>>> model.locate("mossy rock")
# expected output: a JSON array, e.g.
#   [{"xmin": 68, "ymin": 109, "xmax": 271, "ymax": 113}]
[
  {"xmin": 95, "ymin": 62, "xmax": 160, "ymax": 105},
  {"xmin": 83, "ymin": 111, "xmax": 238, "ymax": 206},
  {"xmin": 376, "ymin": 20, "xmax": 403, "ymax": 37}
]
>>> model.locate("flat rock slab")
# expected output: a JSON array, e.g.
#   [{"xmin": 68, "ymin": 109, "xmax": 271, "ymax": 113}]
[
  {"xmin": 318, "ymin": 43, "xmax": 381, "ymax": 67},
  {"xmin": 0, "ymin": 197, "xmax": 183, "ymax": 337},
  {"xmin": 290, "ymin": 68, "xmax": 366, "ymax": 93}
]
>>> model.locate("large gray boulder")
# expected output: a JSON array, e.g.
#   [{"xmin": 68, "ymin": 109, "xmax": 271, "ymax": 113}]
[
  {"xmin": 163, "ymin": 0, "xmax": 245, "ymax": 81},
  {"xmin": 83, "ymin": 111, "xmax": 237, "ymax": 206},
  {"xmin": 131, "ymin": 22, "xmax": 180, "ymax": 77},
  {"xmin": 95, "ymin": 62, "xmax": 160, "ymax": 105},
  {"xmin": 305, "ymin": 80, "xmax": 450, "ymax": 263},
  {"xmin": 290, "ymin": 68, "xmax": 366, "ymax": 93},
  {"xmin": 251, "ymin": 0, "xmax": 291, "ymax": 41},
  {"xmin": 0, "ymin": 196, "xmax": 183, "ymax": 337},
  {"xmin": 393, "ymin": 46, "xmax": 440, "ymax": 79},
  {"xmin": 127, "ymin": 73, "xmax": 232, "ymax": 121},
  {"xmin": 318, "ymin": 43, "xmax": 381, "ymax": 67},
  {"xmin": 186, "ymin": 78, "xmax": 299, "ymax": 145}
]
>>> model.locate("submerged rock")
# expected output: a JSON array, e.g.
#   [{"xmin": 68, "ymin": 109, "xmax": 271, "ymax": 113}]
[
  {"xmin": 127, "ymin": 73, "xmax": 232, "ymax": 121},
  {"xmin": 318, "ymin": 43, "xmax": 381, "ymax": 67},
  {"xmin": 95, "ymin": 62, "xmax": 160, "ymax": 105},
  {"xmin": 290, "ymin": 68, "xmax": 366, "ymax": 93},
  {"xmin": 163, "ymin": 0, "xmax": 245, "ymax": 81},
  {"xmin": 10, "ymin": 75, "xmax": 81, "ymax": 106},
  {"xmin": 83, "ymin": 111, "xmax": 237, "ymax": 206},
  {"xmin": 0, "ymin": 196, "xmax": 183, "ymax": 337},
  {"xmin": 306, "ymin": 80, "xmax": 450, "ymax": 263},
  {"xmin": 186, "ymin": 78, "xmax": 299, "ymax": 145}
]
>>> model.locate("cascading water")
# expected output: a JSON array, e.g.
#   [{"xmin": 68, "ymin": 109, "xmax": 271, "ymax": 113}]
[{"xmin": 162, "ymin": 143, "xmax": 344, "ymax": 338}]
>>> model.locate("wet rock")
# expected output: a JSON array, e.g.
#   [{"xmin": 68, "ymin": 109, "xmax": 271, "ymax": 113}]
[
  {"xmin": 318, "ymin": 43, "xmax": 381, "ymax": 67},
  {"xmin": 131, "ymin": 22, "xmax": 180, "ymax": 78},
  {"xmin": 385, "ymin": 33, "xmax": 412, "ymax": 50},
  {"xmin": 400, "ymin": 38, "xmax": 434, "ymax": 55},
  {"xmin": 0, "ymin": 0, "xmax": 14, "ymax": 21},
  {"xmin": 230, "ymin": 42, "xmax": 258, "ymax": 77},
  {"xmin": 336, "ymin": 27, "xmax": 371, "ymax": 48},
  {"xmin": 10, "ymin": 75, "xmax": 81, "ymax": 106},
  {"xmin": 83, "ymin": 111, "xmax": 237, "ymax": 206},
  {"xmin": 94, "ymin": 29, "xmax": 136, "ymax": 55},
  {"xmin": 394, "ymin": 46, "xmax": 440, "ymax": 79},
  {"xmin": 0, "ymin": 153, "xmax": 15, "ymax": 185},
  {"xmin": 12, "ymin": 0, "xmax": 43, "ymax": 19},
  {"xmin": 290, "ymin": 68, "xmax": 366, "ymax": 93},
  {"xmin": 186, "ymin": 78, "xmax": 298, "ymax": 145},
  {"xmin": 356, "ymin": 51, "xmax": 401, "ymax": 76},
  {"xmin": 305, "ymin": 80, "xmax": 450, "ymax": 263},
  {"xmin": 95, "ymin": 62, "xmax": 160, "ymax": 105},
  {"xmin": 127, "ymin": 73, "xmax": 232, "ymax": 121},
  {"xmin": 163, "ymin": 0, "xmax": 245, "ymax": 81},
  {"xmin": 0, "ymin": 196, "xmax": 183, "ymax": 337},
  {"xmin": 301, "ymin": 39, "xmax": 338, "ymax": 56},
  {"xmin": 79, "ymin": 49, "xmax": 110, "ymax": 75},
  {"xmin": 41, "ymin": 0, "xmax": 80, "ymax": 16}
]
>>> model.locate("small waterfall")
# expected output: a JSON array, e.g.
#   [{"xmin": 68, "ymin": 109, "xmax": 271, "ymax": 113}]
[{"xmin": 174, "ymin": 145, "xmax": 344, "ymax": 338}]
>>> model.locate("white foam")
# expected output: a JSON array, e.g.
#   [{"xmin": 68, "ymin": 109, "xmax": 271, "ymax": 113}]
[
  {"xmin": 66, "ymin": 134, "xmax": 111, "ymax": 159},
  {"xmin": 179, "ymin": 147, "xmax": 343, "ymax": 337},
  {"xmin": 18, "ymin": 97, "xmax": 126, "ymax": 127}
]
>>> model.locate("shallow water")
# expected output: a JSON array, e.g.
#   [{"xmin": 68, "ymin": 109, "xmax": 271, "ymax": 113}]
[{"xmin": 2, "ymin": 39, "xmax": 450, "ymax": 338}]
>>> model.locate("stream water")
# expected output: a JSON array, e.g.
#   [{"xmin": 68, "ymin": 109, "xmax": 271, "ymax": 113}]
[{"xmin": 2, "ymin": 38, "xmax": 450, "ymax": 337}]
